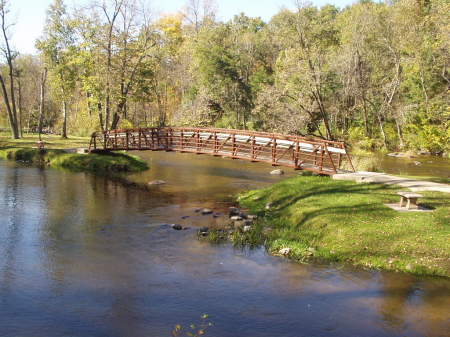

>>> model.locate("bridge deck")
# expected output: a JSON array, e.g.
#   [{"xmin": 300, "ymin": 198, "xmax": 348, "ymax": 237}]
[{"xmin": 89, "ymin": 127, "xmax": 355, "ymax": 175}]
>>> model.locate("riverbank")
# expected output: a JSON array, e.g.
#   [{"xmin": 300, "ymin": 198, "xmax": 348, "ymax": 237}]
[
  {"xmin": 0, "ymin": 133, "xmax": 149, "ymax": 175},
  {"xmin": 0, "ymin": 133, "xmax": 91, "ymax": 149},
  {"xmin": 0, "ymin": 147, "xmax": 149, "ymax": 175},
  {"xmin": 233, "ymin": 175, "xmax": 450, "ymax": 278}
]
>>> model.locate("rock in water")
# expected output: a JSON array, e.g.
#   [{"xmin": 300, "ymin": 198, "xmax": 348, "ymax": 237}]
[
  {"xmin": 148, "ymin": 180, "xmax": 166, "ymax": 186},
  {"xmin": 230, "ymin": 216, "xmax": 243, "ymax": 221},
  {"xmin": 201, "ymin": 208, "xmax": 213, "ymax": 215},
  {"xmin": 247, "ymin": 215, "xmax": 258, "ymax": 220},
  {"xmin": 243, "ymin": 220, "xmax": 253, "ymax": 226},
  {"xmin": 198, "ymin": 227, "xmax": 209, "ymax": 236},
  {"xmin": 243, "ymin": 225, "xmax": 252, "ymax": 232},
  {"xmin": 171, "ymin": 224, "xmax": 183, "ymax": 230},
  {"xmin": 238, "ymin": 212, "xmax": 248, "ymax": 219},
  {"xmin": 270, "ymin": 169, "xmax": 284, "ymax": 175},
  {"xmin": 228, "ymin": 207, "xmax": 240, "ymax": 217}
]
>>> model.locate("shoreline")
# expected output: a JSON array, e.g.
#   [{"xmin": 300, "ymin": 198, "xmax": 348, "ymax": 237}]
[
  {"xmin": 203, "ymin": 174, "xmax": 450, "ymax": 278},
  {"xmin": 0, "ymin": 147, "xmax": 149, "ymax": 176}
]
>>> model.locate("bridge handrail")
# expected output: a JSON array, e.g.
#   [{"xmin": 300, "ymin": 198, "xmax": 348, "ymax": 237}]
[
  {"xmin": 89, "ymin": 127, "xmax": 355, "ymax": 174},
  {"xmin": 92, "ymin": 127, "xmax": 347, "ymax": 148}
]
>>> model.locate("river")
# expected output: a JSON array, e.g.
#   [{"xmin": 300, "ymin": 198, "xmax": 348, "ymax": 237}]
[{"xmin": 0, "ymin": 152, "xmax": 449, "ymax": 337}]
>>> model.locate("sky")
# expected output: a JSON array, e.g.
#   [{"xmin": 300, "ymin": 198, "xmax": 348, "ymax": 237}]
[{"xmin": 11, "ymin": 0, "xmax": 356, "ymax": 55}]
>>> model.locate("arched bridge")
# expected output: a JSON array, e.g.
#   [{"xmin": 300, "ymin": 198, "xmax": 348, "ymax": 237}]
[{"xmin": 89, "ymin": 127, "xmax": 355, "ymax": 175}]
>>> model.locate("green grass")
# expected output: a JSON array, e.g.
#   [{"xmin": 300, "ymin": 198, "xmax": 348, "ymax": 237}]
[
  {"xmin": 0, "ymin": 132, "xmax": 148, "ymax": 175},
  {"xmin": 0, "ymin": 132, "xmax": 90, "ymax": 149},
  {"xmin": 0, "ymin": 147, "xmax": 148, "ymax": 175},
  {"xmin": 237, "ymin": 176, "xmax": 450, "ymax": 277}
]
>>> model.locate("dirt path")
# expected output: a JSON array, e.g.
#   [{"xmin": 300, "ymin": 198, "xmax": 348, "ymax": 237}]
[{"xmin": 333, "ymin": 171, "xmax": 450, "ymax": 193}]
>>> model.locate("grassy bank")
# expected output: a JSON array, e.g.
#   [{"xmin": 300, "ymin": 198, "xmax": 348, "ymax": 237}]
[
  {"xmin": 236, "ymin": 175, "xmax": 450, "ymax": 277},
  {"xmin": 0, "ymin": 147, "xmax": 148, "ymax": 175},
  {"xmin": 0, "ymin": 132, "xmax": 90, "ymax": 149},
  {"xmin": 0, "ymin": 132, "xmax": 148, "ymax": 175}
]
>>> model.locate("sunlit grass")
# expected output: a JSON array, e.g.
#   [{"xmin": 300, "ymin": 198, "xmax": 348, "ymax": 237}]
[
  {"xmin": 0, "ymin": 132, "xmax": 90, "ymax": 149},
  {"xmin": 238, "ymin": 175, "xmax": 450, "ymax": 277}
]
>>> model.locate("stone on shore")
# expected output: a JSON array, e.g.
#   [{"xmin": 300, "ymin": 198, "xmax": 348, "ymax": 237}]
[
  {"xmin": 201, "ymin": 208, "xmax": 213, "ymax": 215},
  {"xmin": 171, "ymin": 224, "xmax": 183, "ymax": 230},
  {"xmin": 229, "ymin": 207, "xmax": 240, "ymax": 217},
  {"xmin": 148, "ymin": 180, "xmax": 166, "ymax": 185},
  {"xmin": 279, "ymin": 248, "xmax": 291, "ymax": 255},
  {"xmin": 198, "ymin": 227, "xmax": 209, "ymax": 236},
  {"xmin": 270, "ymin": 169, "xmax": 284, "ymax": 175}
]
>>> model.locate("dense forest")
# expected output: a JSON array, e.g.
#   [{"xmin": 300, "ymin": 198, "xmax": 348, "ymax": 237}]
[{"xmin": 0, "ymin": 0, "xmax": 449, "ymax": 154}]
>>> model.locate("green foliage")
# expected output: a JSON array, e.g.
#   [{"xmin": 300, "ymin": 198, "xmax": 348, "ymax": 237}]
[
  {"xmin": 347, "ymin": 126, "xmax": 379, "ymax": 151},
  {"xmin": 5, "ymin": 0, "xmax": 448, "ymax": 154},
  {"xmin": 405, "ymin": 101, "xmax": 450, "ymax": 154}
]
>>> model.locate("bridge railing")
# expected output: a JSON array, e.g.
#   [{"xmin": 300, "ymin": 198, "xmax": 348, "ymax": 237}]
[{"xmin": 89, "ymin": 127, "xmax": 355, "ymax": 175}]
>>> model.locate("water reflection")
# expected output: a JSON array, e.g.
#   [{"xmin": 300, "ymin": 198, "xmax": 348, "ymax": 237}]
[
  {"xmin": 0, "ymin": 156, "xmax": 449, "ymax": 337},
  {"xmin": 367, "ymin": 153, "xmax": 450, "ymax": 179}
]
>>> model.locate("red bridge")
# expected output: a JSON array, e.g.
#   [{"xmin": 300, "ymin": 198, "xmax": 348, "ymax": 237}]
[{"xmin": 89, "ymin": 127, "xmax": 355, "ymax": 175}]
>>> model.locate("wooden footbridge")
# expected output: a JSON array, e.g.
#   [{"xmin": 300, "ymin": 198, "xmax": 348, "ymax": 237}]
[{"xmin": 89, "ymin": 127, "xmax": 354, "ymax": 175}]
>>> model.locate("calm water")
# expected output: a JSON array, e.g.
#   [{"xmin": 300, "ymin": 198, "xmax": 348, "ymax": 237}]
[
  {"xmin": 1, "ymin": 152, "xmax": 449, "ymax": 337},
  {"xmin": 373, "ymin": 154, "xmax": 450, "ymax": 179}
]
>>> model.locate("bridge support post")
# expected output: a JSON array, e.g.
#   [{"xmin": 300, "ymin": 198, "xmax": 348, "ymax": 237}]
[
  {"xmin": 252, "ymin": 137, "xmax": 256, "ymax": 160},
  {"xmin": 294, "ymin": 141, "xmax": 300, "ymax": 169},
  {"xmin": 181, "ymin": 130, "xmax": 184, "ymax": 151},
  {"xmin": 213, "ymin": 132, "xmax": 217, "ymax": 154},
  {"xmin": 271, "ymin": 138, "xmax": 277, "ymax": 165},
  {"xmin": 196, "ymin": 130, "xmax": 200, "ymax": 153},
  {"xmin": 138, "ymin": 129, "xmax": 142, "ymax": 150},
  {"xmin": 232, "ymin": 134, "xmax": 236, "ymax": 158}
]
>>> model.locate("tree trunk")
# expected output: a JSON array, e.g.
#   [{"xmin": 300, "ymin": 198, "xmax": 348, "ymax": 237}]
[
  {"xmin": 376, "ymin": 112, "xmax": 388, "ymax": 149},
  {"xmin": 395, "ymin": 117, "xmax": 404, "ymax": 149},
  {"xmin": 0, "ymin": 73, "xmax": 18, "ymax": 138},
  {"xmin": 0, "ymin": 1, "xmax": 19, "ymax": 139},
  {"xmin": 61, "ymin": 99, "xmax": 68, "ymax": 138},
  {"xmin": 111, "ymin": 112, "xmax": 120, "ymax": 130},
  {"xmin": 17, "ymin": 76, "xmax": 23, "ymax": 137},
  {"xmin": 38, "ymin": 68, "xmax": 48, "ymax": 141}
]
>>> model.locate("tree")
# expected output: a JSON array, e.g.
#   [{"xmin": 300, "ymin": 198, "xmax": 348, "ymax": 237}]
[
  {"xmin": 0, "ymin": 0, "xmax": 19, "ymax": 138},
  {"xmin": 37, "ymin": 0, "xmax": 77, "ymax": 138},
  {"xmin": 259, "ymin": 5, "xmax": 340, "ymax": 139}
]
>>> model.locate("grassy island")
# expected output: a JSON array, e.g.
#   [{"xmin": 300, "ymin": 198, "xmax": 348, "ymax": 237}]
[
  {"xmin": 237, "ymin": 175, "xmax": 450, "ymax": 277},
  {"xmin": 0, "ymin": 134, "xmax": 148, "ymax": 175},
  {"xmin": 0, "ymin": 147, "xmax": 148, "ymax": 175}
]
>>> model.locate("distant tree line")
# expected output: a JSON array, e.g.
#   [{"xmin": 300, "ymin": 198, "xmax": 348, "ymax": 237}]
[{"xmin": 0, "ymin": 0, "xmax": 448, "ymax": 154}]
